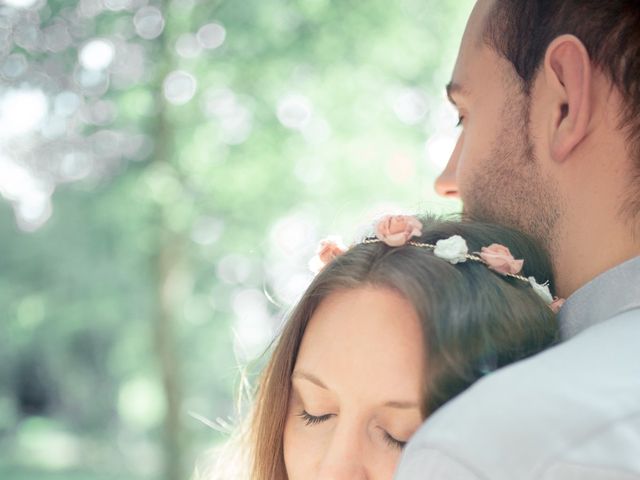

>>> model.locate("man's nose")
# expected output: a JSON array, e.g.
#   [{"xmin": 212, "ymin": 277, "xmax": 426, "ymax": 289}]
[{"xmin": 434, "ymin": 149, "xmax": 460, "ymax": 198}]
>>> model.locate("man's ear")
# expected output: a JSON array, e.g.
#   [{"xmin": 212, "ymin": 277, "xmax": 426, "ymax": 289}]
[{"xmin": 543, "ymin": 34, "xmax": 592, "ymax": 163}]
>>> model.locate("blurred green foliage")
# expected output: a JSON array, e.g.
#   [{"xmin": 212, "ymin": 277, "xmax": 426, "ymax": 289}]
[{"xmin": 0, "ymin": 0, "xmax": 468, "ymax": 478}]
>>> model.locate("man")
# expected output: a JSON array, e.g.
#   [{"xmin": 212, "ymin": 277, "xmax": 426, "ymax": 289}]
[{"xmin": 396, "ymin": 1, "xmax": 640, "ymax": 479}]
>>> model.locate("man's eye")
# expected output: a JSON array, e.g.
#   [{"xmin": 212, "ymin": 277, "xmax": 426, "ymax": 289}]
[
  {"xmin": 383, "ymin": 431, "xmax": 407, "ymax": 450},
  {"xmin": 297, "ymin": 410, "xmax": 333, "ymax": 426}
]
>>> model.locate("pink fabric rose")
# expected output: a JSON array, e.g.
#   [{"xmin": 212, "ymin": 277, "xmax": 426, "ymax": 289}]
[
  {"xmin": 375, "ymin": 215, "xmax": 423, "ymax": 247},
  {"xmin": 479, "ymin": 244, "xmax": 524, "ymax": 276},
  {"xmin": 309, "ymin": 237, "xmax": 347, "ymax": 273},
  {"xmin": 550, "ymin": 297, "xmax": 565, "ymax": 314}
]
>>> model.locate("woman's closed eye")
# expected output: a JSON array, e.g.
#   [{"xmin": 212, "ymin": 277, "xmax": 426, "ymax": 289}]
[
  {"xmin": 382, "ymin": 430, "xmax": 407, "ymax": 450},
  {"xmin": 298, "ymin": 410, "xmax": 408, "ymax": 450},
  {"xmin": 297, "ymin": 410, "xmax": 334, "ymax": 426}
]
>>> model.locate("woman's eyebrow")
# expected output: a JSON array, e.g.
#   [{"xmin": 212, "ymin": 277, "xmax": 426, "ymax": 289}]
[
  {"xmin": 383, "ymin": 400, "xmax": 420, "ymax": 409},
  {"xmin": 291, "ymin": 370, "xmax": 329, "ymax": 390},
  {"xmin": 292, "ymin": 371, "xmax": 420, "ymax": 410}
]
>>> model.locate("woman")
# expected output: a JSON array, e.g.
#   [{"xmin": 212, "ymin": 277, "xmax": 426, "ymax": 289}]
[{"xmin": 204, "ymin": 215, "xmax": 561, "ymax": 479}]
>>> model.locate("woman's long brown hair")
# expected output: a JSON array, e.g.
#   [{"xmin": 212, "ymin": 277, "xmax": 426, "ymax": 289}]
[{"xmin": 247, "ymin": 216, "xmax": 559, "ymax": 479}]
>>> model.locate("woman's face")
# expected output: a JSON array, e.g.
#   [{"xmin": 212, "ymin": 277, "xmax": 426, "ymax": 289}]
[{"xmin": 283, "ymin": 286, "xmax": 425, "ymax": 480}]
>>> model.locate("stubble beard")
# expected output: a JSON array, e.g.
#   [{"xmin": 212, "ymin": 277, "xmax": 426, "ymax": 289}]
[{"xmin": 462, "ymin": 98, "xmax": 562, "ymax": 259}]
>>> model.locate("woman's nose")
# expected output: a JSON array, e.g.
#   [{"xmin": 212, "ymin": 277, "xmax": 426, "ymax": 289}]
[
  {"xmin": 434, "ymin": 148, "xmax": 460, "ymax": 199},
  {"xmin": 315, "ymin": 424, "xmax": 367, "ymax": 480},
  {"xmin": 316, "ymin": 461, "xmax": 367, "ymax": 480}
]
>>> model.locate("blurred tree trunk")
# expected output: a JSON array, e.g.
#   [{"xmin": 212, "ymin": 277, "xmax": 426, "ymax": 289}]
[
  {"xmin": 152, "ymin": 227, "xmax": 185, "ymax": 480},
  {"xmin": 151, "ymin": 2, "xmax": 186, "ymax": 478}
]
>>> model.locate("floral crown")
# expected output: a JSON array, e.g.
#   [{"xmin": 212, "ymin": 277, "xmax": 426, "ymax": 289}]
[{"xmin": 309, "ymin": 215, "xmax": 565, "ymax": 313}]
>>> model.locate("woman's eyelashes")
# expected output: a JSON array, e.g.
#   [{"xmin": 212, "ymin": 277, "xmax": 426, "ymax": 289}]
[
  {"xmin": 382, "ymin": 431, "xmax": 407, "ymax": 450},
  {"xmin": 297, "ymin": 410, "xmax": 334, "ymax": 426},
  {"xmin": 297, "ymin": 410, "xmax": 407, "ymax": 450},
  {"xmin": 456, "ymin": 115, "xmax": 465, "ymax": 127}
]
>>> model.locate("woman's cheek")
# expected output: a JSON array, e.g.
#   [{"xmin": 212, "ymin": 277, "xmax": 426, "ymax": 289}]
[{"xmin": 283, "ymin": 413, "xmax": 325, "ymax": 480}]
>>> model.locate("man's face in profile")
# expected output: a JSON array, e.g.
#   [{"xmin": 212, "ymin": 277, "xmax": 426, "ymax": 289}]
[{"xmin": 437, "ymin": 0, "xmax": 561, "ymax": 252}]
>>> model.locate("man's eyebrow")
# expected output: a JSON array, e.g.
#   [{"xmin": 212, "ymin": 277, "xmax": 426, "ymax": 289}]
[
  {"xmin": 446, "ymin": 81, "xmax": 468, "ymax": 106},
  {"xmin": 291, "ymin": 370, "xmax": 329, "ymax": 390}
]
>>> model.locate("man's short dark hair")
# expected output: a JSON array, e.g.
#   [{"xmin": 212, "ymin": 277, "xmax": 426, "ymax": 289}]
[{"xmin": 483, "ymin": 0, "xmax": 640, "ymax": 216}]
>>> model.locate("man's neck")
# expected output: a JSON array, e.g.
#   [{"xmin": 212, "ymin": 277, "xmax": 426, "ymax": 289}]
[{"xmin": 552, "ymin": 213, "xmax": 640, "ymax": 299}]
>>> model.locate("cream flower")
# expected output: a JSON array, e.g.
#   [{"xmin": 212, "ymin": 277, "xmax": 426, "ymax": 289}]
[
  {"xmin": 479, "ymin": 243, "xmax": 524, "ymax": 276},
  {"xmin": 433, "ymin": 235, "xmax": 469, "ymax": 264},
  {"xmin": 308, "ymin": 236, "xmax": 346, "ymax": 273},
  {"xmin": 528, "ymin": 276, "xmax": 553, "ymax": 304},
  {"xmin": 374, "ymin": 215, "xmax": 423, "ymax": 247}
]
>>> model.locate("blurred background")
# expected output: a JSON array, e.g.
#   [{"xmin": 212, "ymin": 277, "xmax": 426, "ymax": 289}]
[{"xmin": 0, "ymin": 0, "xmax": 470, "ymax": 478}]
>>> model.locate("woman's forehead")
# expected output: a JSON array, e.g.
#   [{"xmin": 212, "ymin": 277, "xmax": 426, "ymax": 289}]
[{"xmin": 294, "ymin": 286, "xmax": 425, "ymax": 404}]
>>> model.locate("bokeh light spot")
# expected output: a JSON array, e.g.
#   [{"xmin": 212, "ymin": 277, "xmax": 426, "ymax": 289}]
[
  {"xmin": 175, "ymin": 33, "xmax": 202, "ymax": 58},
  {"xmin": 197, "ymin": 22, "xmax": 226, "ymax": 50},
  {"xmin": 54, "ymin": 91, "xmax": 81, "ymax": 117},
  {"xmin": 425, "ymin": 133, "xmax": 457, "ymax": 170},
  {"xmin": 118, "ymin": 377, "xmax": 166, "ymax": 430},
  {"xmin": 217, "ymin": 254, "xmax": 253, "ymax": 285},
  {"xmin": 392, "ymin": 88, "xmax": 428, "ymax": 125},
  {"xmin": 277, "ymin": 93, "xmax": 312, "ymax": 130},
  {"xmin": 3, "ymin": 0, "xmax": 39, "ymax": 8},
  {"xmin": 79, "ymin": 38, "xmax": 115, "ymax": 70},
  {"xmin": 2, "ymin": 53, "xmax": 28, "ymax": 79},
  {"xmin": 232, "ymin": 288, "xmax": 272, "ymax": 360},
  {"xmin": 0, "ymin": 88, "xmax": 48, "ymax": 136},
  {"xmin": 191, "ymin": 216, "xmax": 224, "ymax": 246},
  {"xmin": 134, "ymin": 6, "xmax": 165, "ymax": 40},
  {"xmin": 163, "ymin": 70, "xmax": 197, "ymax": 105}
]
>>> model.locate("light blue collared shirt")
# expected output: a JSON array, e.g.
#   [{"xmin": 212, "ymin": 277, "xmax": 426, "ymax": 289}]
[
  {"xmin": 559, "ymin": 256, "xmax": 640, "ymax": 338},
  {"xmin": 396, "ymin": 255, "xmax": 640, "ymax": 480}
]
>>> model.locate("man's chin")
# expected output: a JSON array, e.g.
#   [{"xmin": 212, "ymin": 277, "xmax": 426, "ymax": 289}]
[{"xmin": 459, "ymin": 202, "xmax": 491, "ymax": 223}]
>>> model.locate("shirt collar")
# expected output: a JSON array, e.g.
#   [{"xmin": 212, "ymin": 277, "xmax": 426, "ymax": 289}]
[{"xmin": 558, "ymin": 255, "xmax": 640, "ymax": 339}]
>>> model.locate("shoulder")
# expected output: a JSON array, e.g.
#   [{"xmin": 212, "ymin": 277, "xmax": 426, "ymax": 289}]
[{"xmin": 397, "ymin": 309, "xmax": 640, "ymax": 480}]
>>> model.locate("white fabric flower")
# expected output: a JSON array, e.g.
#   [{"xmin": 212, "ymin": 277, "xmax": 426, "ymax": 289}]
[
  {"xmin": 528, "ymin": 276, "xmax": 553, "ymax": 304},
  {"xmin": 433, "ymin": 235, "xmax": 469, "ymax": 264}
]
